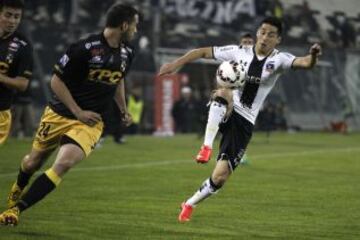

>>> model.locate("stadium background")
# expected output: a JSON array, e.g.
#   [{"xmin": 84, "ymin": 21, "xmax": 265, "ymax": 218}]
[
  {"xmin": 1, "ymin": 1, "xmax": 360, "ymax": 239},
  {"xmin": 15, "ymin": 0, "xmax": 360, "ymax": 136}
]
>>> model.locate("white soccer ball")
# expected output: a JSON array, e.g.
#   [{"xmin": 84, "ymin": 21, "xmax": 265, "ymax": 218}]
[{"xmin": 216, "ymin": 60, "xmax": 246, "ymax": 88}]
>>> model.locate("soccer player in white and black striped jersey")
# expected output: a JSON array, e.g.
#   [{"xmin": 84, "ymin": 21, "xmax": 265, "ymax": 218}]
[{"xmin": 159, "ymin": 17, "xmax": 322, "ymax": 222}]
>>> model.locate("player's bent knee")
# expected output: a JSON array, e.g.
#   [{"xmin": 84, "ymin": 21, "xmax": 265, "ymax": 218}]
[
  {"xmin": 22, "ymin": 154, "xmax": 42, "ymax": 172},
  {"xmin": 22, "ymin": 154, "xmax": 33, "ymax": 171},
  {"xmin": 23, "ymin": 150, "xmax": 53, "ymax": 172},
  {"xmin": 214, "ymin": 88, "xmax": 232, "ymax": 100}
]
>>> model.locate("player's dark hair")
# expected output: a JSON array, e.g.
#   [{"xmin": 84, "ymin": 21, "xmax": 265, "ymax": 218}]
[
  {"xmin": 260, "ymin": 17, "xmax": 283, "ymax": 35},
  {"xmin": 241, "ymin": 33, "xmax": 253, "ymax": 39},
  {"xmin": 0, "ymin": 0, "xmax": 24, "ymax": 11},
  {"xmin": 105, "ymin": 3, "xmax": 139, "ymax": 28}
]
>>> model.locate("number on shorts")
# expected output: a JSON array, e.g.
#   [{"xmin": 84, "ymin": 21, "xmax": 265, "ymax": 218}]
[{"xmin": 38, "ymin": 123, "xmax": 51, "ymax": 138}]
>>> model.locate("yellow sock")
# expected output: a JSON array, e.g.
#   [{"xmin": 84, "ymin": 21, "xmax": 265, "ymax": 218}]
[{"xmin": 45, "ymin": 168, "xmax": 62, "ymax": 186}]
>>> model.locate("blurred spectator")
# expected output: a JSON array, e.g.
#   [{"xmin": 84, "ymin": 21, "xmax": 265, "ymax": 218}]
[
  {"xmin": 274, "ymin": 102, "xmax": 288, "ymax": 130},
  {"xmin": 172, "ymin": 86, "xmax": 198, "ymax": 133},
  {"xmin": 331, "ymin": 95, "xmax": 356, "ymax": 134},
  {"xmin": 11, "ymin": 90, "xmax": 35, "ymax": 139},
  {"xmin": 300, "ymin": 0, "xmax": 319, "ymax": 32},
  {"xmin": 196, "ymin": 89, "xmax": 211, "ymax": 138},
  {"xmin": 101, "ymin": 100, "xmax": 126, "ymax": 144},
  {"xmin": 239, "ymin": 33, "xmax": 254, "ymax": 46},
  {"xmin": 257, "ymin": 102, "xmax": 275, "ymax": 131},
  {"xmin": 127, "ymin": 88, "xmax": 144, "ymax": 134},
  {"xmin": 255, "ymin": 0, "xmax": 270, "ymax": 16},
  {"xmin": 337, "ymin": 15, "xmax": 356, "ymax": 48},
  {"xmin": 328, "ymin": 12, "xmax": 356, "ymax": 48},
  {"xmin": 269, "ymin": 0, "xmax": 284, "ymax": 19}
]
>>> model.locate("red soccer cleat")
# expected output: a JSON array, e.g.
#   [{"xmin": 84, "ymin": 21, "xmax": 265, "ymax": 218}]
[
  {"xmin": 178, "ymin": 202, "xmax": 193, "ymax": 222},
  {"xmin": 196, "ymin": 145, "xmax": 212, "ymax": 163}
]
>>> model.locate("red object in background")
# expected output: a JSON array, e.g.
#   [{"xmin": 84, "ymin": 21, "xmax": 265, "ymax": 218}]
[
  {"xmin": 153, "ymin": 74, "xmax": 183, "ymax": 136},
  {"xmin": 330, "ymin": 121, "xmax": 348, "ymax": 133}
]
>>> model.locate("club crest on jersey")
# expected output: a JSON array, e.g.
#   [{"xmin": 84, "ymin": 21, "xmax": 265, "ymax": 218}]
[{"xmin": 265, "ymin": 61, "xmax": 275, "ymax": 73}]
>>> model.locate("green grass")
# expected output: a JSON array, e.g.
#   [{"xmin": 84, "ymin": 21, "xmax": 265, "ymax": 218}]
[{"xmin": 0, "ymin": 132, "xmax": 360, "ymax": 240}]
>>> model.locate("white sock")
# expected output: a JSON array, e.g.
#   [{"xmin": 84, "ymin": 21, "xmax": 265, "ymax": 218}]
[
  {"xmin": 185, "ymin": 178, "xmax": 218, "ymax": 207},
  {"xmin": 203, "ymin": 101, "xmax": 227, "ymax": 148}
]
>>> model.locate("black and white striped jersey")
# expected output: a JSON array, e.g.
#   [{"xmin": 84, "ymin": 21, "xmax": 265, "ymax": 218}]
[{"xmin": 213, "ymin": 45, "xmax": 295, "ymax": 124}]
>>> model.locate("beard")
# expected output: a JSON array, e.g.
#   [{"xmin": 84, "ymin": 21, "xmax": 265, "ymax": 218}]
[{"xmin": 1, "ymin": 29, "xmax": 12, "ymax": 38}]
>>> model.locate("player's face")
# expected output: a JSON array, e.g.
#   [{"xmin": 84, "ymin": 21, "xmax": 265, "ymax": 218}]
[
  {"xmin": 125, "ymin": 14, "xmax": 139, "ymax": 41},
  {"xmin": 240, "ymin": 37, "xmax": 254, "ymax": 46},
  {"xmin": 256, "ymin": 23, "xmax": 281, "ymax": 54},
  {"xmin": 0, "ymin": 7, "xmax": 22, "ymax": 37}
]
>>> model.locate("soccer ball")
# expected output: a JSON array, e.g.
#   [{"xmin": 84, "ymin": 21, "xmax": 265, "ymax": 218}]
[{"xmin": 216, "ymin": 60, "xmax": 246, "ymax": 88}]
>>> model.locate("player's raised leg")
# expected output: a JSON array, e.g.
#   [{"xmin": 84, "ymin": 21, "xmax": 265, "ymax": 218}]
[{"xmin": 196, "ymin": 88, "xmax": 233, "ymax": 163}]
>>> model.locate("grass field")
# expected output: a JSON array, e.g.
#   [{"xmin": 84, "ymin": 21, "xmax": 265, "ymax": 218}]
[{"xmin": 0, "ymin": 132, "xmax": 359, "ymax": 240}]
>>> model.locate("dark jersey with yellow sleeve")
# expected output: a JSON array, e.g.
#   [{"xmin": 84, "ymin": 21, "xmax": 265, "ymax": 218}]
[
  {"xmin": 49, "ymin": 32, "xmax": 134, "ymax": 119},
  {"xmin": 0, "ymin": 32, "xmax": 33, "ymax": 110}
]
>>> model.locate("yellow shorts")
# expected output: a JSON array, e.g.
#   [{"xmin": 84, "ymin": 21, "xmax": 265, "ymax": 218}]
[
  {"xmin": 0, "ymin": 110, "xmax": 11, "ymax": 145},
  {"xmin": 33, "ymin": 107, "xmax": 104, "ymax": 156}
]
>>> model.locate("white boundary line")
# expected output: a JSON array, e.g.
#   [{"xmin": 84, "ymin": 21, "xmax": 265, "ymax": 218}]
[{"xmin": 0, "ymin": 147, "xmax": 359, "ymax": 178}]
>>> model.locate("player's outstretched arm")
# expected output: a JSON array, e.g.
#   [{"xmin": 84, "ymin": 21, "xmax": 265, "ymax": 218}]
[
  {"xmin": 50, "ymin": 74, "xmax": 102, "ymax": 126},
  {"xmin": 158, "ymin": 47, "xmax": 213, "ymax": 76},
  {"xmin": 292, "ymin": 43, "xmax": 322, "ymax": 69}
]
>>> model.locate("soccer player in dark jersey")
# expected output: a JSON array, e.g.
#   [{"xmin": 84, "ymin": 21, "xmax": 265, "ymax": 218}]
[
  {"xmin": 0, "ymin": 3, "xmax": 139, "ymax": 226},
  {"xmin": 159, "ymin": 17, "xmax": 322, "ymax": 222},
  {"xmin": 0, "ymin": 0, "xmax": 33, "ymax": 145}
]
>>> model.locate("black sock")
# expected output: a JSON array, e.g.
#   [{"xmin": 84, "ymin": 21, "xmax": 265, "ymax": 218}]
[
  {"xmin": 16, "ymin": 167, "xmax": 33, "ymax": 189},
  {"xmin": 209, "ymin": 177, "xmax": 222, "ymax": 191},
  {"xmin": 16, "ymin": 173, "xmax": 56, "ymax": 212}
]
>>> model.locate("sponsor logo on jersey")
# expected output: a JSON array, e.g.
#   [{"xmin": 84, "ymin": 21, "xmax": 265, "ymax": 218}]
[
  {"xmin": 9, "ymin": 42, "xmax": 19, "ymax": 49},
  {"xmin": 85, "ymin": 41, "xmax": 101, "ymax": 49},
  {"xmin": 245, "ymin": 75, "xmax": 261, "ymax": 84},
  {"xmin": 19, "ymin": 40, "xmax": 27, "ymax": 46},
  {"xmin": 125, "ymin": 46, "xmax": 133, "ymax": 53},
  {"xmin": 120, "ymin": 62, "xmax": 127, "ymax": 72},
  {"xmin": 8, "ymin": 41, "xmax": 20, "ymax": 55},
  {"xmin": 91, "ymin": 41, "xmax": 101, "ymax": 46},
  {"xmin": 59, "ymin": 54, "xmax": 70, "ymax": 67},
  {"xmin": 89, "ymin": 55, "xmax": 103, "ymax": 64},
  {"xmin": 121, "ymin": 48, "xmax": 127, "ymax": 54},
  {"xmin": 219, "ymin": 46, "xmax": 235, "ymax": 52},
  {"xmin": 88, "ymin": 69, "xmax": 123, "ymax": 84}
]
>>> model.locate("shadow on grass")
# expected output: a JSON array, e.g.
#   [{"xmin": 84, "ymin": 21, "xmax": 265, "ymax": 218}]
[{"xmin": 4, "ymin": 230, "xmax": 57, "ymax": 239}]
